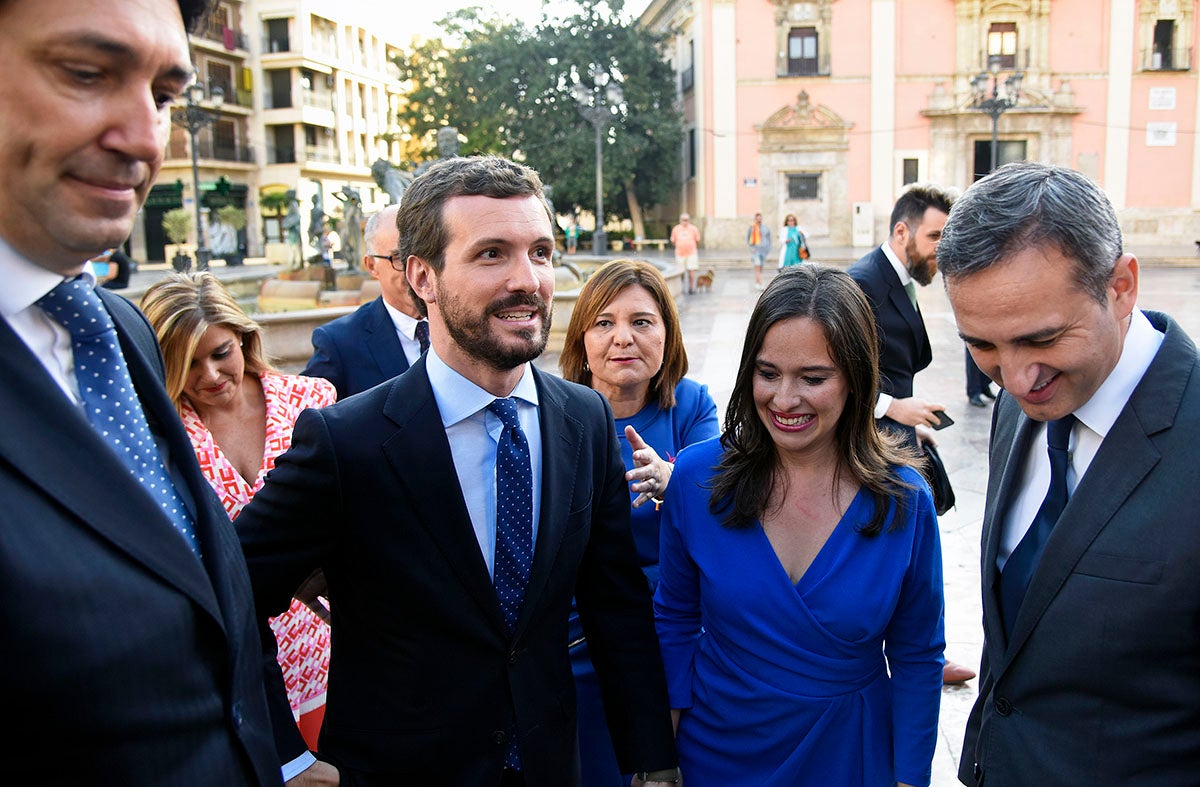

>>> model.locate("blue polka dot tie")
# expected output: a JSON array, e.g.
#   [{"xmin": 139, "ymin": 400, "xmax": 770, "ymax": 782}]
[
  {"xmin": 414, "ymin": 319, "xmax": 430, "ymax": 355},
  {"xmin": 38, "ymin": 278, "xmax": 202, "ymax": 558},
  {"xmin": 489, "ymin": 397, "xmax": 533, "ymax": 633},
  {"xmin": 488, "ymin": 397, "xmax": 533, "ymax": 771}
]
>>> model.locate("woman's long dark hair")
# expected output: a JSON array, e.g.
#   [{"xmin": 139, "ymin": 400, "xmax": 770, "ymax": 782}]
[{"xmin": 709, "ymin": 265, "xmax": 919, "ymax": 535}]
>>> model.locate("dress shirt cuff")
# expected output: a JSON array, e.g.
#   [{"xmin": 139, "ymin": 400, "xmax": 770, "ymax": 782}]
[
  {"xmin": 282, "ymin": 751, "xmax": 317, "ymax": 782},
  {"xmin": 874, "ymin": 393, "xmax": 893, "ymax": 420}
]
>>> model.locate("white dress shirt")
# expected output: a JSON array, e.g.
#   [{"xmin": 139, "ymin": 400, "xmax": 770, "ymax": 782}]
[
  {"xmin": 380, "ymin": 297, "xmax": 428, "ymax": 365},
  {"xmin": 0, "ymin": 236, "xmax": 92, "ymax": 404},
  {"xmin": 997, "ymin": 309, "xmax": 1165, "ymax": 569},
  {"xmin": 873, "ymin": 241, "xmax": 917, "ymax": 419},
  {"xmin": 425, "ymin": 348, "xmax": 543, "ymax": 577}
]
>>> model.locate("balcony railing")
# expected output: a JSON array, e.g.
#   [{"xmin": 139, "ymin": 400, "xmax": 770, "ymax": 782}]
[
  {"xmin": 168, "ymin": 138, "xmax": 255, "ymax": 164},
  {"xmin": 782, "ymin": 61, "xmax": 830, "ymax": 77},
  {"xmin": 1141, "ymin": 47, "xmax": 1192, "ymax": 71},
  {"xmin": 198, "ymin": 20, "xmax": 248, "ymax": 51},
  {"xmin": 266, "ymin": 145, "xmax": 296, "ymax": 164},
  {"xmin": 302, "ymin": 91, "xmax": 334, "ymax": 111},
  {"xmin": 305, "ymin": 145, "xmax": 339, "ymax": 163},
  {"xmin": 680, "ymin": 65, "xmax": 694, "ymax": 93},
  {"xmin": 263, "ymin": 35, "xmax": 292, "ymax": 54}
]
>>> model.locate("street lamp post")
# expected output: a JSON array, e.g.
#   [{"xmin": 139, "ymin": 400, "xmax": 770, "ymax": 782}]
[
  {"xmin": 971, "ymin": 56, "xmax": 1023, "ymax": 173},
  {"xmin": 172, "ymin": 82, "xmax": 224, "ymax": 270},
  {"xmin": 572, "ymin": 73, "xmax": 624, "ymax": 255}
]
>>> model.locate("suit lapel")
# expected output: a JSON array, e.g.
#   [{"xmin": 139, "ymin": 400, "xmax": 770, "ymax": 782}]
[
  {"xmin": 0, "ymin": 310, "xmax": 221, "ymax": 621},
  {"xmin": 878, "ymin": 254, "xmax": 931, "ymax": 363},
  {"xmin": 382, "ymin": 359, "xmax": 507, "ymax": 632},
  {"xmin": 365, "ymin": 297, "xmax": 410, "ymax": 381}
]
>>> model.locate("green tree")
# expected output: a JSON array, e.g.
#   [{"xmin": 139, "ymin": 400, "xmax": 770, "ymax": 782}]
[{"xmin": 393, "ymin": 1, "xmax": 682, "ymax": 237}]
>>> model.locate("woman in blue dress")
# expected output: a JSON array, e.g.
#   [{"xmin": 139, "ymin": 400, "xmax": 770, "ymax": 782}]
[
  {"xmin": 655, "ymin": 264, "xmax": 945, "ymax": 787},
  {"xmin": 561, "ymin": 259, "xmax": 720, "ymax": 786}
]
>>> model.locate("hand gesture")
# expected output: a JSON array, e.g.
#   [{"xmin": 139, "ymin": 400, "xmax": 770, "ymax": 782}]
[{"xmin": 624, "ymin": 425, "xmax": 673, "ymax": 509}]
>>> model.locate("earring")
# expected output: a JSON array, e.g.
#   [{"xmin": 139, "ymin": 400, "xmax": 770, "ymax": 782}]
[{"xmin": 583, "ymin": 361, "xmax": 590, "ymax": 372}]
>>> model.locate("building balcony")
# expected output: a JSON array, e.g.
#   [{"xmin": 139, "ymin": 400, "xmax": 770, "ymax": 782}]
[
  {"xmin": 1141, "ymin": 47, "xmax": 1192, "ymax": 71},
  {"xmin": 197, "ymin": 20, "xmax": 248, "ymax": 51},
  {"xmin": 266, "ymin": 145, "xmax": 296, "ymax": 165},
  {"xmin": 167, "ymin": 139, "xmax": 255, "ymax": 164},
  {"xmin": 305, "ymin": 145, "xmax": 340, "ymax": 164}
]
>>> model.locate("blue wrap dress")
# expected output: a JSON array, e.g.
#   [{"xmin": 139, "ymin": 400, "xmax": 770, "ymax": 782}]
[{"xmin": 654, "ymin": 437, "xmax": 945, "ymax": 787}]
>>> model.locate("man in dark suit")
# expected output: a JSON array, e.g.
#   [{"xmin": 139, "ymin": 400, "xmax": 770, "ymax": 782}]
[
  {"xmin": 0, "ymin": 0, "xmax": 286, "ymax": 783},
  {"xmin": 941, "ymin": 162, "xmax": 1200, "ymax": 786},
  {"xmin": 848, "ymin": 184, "xmax": 954, "ymax": 447},
  {"xmin": 848, "ymin": 185, "xmax": 974, "ymax": 685},
  {"xmin": 302, "ymin": 204, "xmax": 430, "ymax": 399},
  {"xmin": 238, "ymin": 156, "xmax": 679, "ymax": 786}
]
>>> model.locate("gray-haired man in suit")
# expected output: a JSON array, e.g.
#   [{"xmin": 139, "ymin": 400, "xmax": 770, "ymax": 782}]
[{"xmin": 942, "ymin": 162, "xmax": 1200, "ymax": 786}]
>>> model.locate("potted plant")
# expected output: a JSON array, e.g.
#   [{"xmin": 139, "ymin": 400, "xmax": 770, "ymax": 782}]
[
  {"xmin": 215, "ymin": 205, "xmax": 247, "ymax": 266},
  {"xmin": 162, "ymin": 208, "xmax": 193, "ymax": 272}
]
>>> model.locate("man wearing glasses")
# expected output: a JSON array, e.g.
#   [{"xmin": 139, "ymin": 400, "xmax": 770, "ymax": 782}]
[{"xmin": 303, "ymin": 204, "xmax": 430, "ymax": 399}]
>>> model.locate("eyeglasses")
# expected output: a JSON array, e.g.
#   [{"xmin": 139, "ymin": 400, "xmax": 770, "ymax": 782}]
[{"xmin": 368, "ymin": 253, "xmax": 404, "ymax": 271}]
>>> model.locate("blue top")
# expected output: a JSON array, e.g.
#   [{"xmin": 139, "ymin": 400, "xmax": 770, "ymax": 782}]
[
  {"xmin": 655, "ymin": 436, "xmax": 945, "ymax": 787},
  {"xmin": 615, "ymin": 378, "xmax": 719, "ymax": 584},
  {"xmin": 781, "ymin": 225, "xmax": 806, "ymax": 266}
]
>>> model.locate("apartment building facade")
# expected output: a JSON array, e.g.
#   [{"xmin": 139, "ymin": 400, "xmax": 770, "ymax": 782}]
[
  {"xmin": 141, "ymin": 0, "xmax": 406, "ymax": 262},
  {"xmin": 640, "ymin": 0, "xmax": 1200, "ymax": 250}
]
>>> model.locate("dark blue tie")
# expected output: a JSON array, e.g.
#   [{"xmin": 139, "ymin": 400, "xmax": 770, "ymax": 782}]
[
  {"xmin": 999, "ymin": 414, "xmax": 1076, "ymax": 641},
  {"xmin": 38, "ymin": 278, "xmax": 202, "ymax": 558},
  {"xmin": 414, "ymin": 319, "xmax": 430, "ymax": 354},
  {"xmin": 488, "ymin": 397, "xmax": 533, "ymax": 770},
  {"xmin": 489, "ymin": 397, "xmax": 533, "ymax": 632}
]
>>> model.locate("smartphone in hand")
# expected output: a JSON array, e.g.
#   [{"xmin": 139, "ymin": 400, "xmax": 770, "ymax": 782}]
[{"xmin": 931, "ymin": 410, "xmax": 955, "ymax": 430}]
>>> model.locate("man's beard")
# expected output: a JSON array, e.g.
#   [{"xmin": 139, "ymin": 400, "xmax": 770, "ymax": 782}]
[
  {"xmin": 436, "ymin": 282, "xmax": 552, "ymax": 371},
  {"xmin": 905, "ymin": 237, "xmax": 936, "ymax": 286}
]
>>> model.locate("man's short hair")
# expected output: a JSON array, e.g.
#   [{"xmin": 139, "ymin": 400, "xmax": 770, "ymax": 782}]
[
  {"xmin": 888, "ymin": 184, "xmax": 954, "ymax": 236},
  {"xmin": 363, "ymin": 205, "xmax": 399, "ymax": 255},
  {"xmin": 396, "ymin": 155, "xmax": 549, "ymax": 276},
  {"xmin": 938, "ymin": 162, "xmax": 1122, "ymax": 304}
]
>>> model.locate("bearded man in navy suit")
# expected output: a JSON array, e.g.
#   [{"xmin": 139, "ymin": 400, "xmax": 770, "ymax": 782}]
[{"xmin": 238, "ymin": 155, "xmax": 679, "ymax": 787}]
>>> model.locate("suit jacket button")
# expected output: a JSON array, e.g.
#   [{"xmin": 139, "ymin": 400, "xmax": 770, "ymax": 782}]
[
  {"xmin": 994, "ymin": 697, "xmax": 1013, "ymax": 716},
  {"xmin": 231, "ymin": 701, "xmax": 244, "ymax": 728},
  {"xmin": 493, "ymin": 730, "xmax": 508, "ymax": 745},
  {"xmin": 973, "ymin": 762, "xmax": 982, "ymax": 780},
  {"xmin": 508, "ymin": 650, "xmax": 518, "ymax": 665}
]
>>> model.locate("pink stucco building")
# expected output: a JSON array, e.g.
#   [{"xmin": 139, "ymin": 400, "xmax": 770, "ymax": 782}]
[{"xmin": 640, "ymin": 0, "xmax": 1200, "ymax": 250}]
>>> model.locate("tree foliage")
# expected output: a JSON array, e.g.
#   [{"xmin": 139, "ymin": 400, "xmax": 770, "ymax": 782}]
[{"xmin": 393, "ymin": 0, "xmax": 682, "ymax": 228}]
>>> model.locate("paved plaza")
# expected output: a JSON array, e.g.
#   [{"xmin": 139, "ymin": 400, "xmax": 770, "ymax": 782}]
[{"xmin": 123, "ymin": 250, "xmax": 1200, "ymax": 785}]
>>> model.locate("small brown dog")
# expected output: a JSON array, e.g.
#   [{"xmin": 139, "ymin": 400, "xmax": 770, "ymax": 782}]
[{"xmin": 695, "ymin": 269, "xmax": 716, "ymax": 292}]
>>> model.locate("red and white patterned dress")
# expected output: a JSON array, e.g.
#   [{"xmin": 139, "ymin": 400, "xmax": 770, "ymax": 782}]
[{"xmin": 182, "ymin": 371, "xmax": 336, "ymax": 747}]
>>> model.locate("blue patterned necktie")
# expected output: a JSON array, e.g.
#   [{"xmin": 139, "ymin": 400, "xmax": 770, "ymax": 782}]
[
  {"xmin": 489, "ymin": 397, "xmax": 533, "ymax": 632},
  {"xmin": 999, "ymin": 414, "xmax": 1076, "ymax": 641},
  {"xmin": 414, "ymin": 319, "xmax": 430, "ymax": 355},
  {"xmin": 488, "ymin": 397, "xmax": 533, "ymax": 771},
  {"xmin": 38, "ymin": 277, "xmax": 202, "ymax": 557}
]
